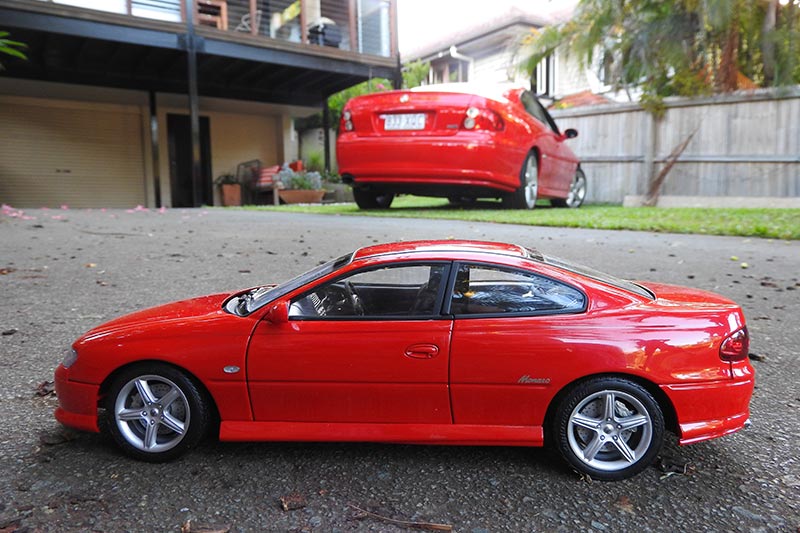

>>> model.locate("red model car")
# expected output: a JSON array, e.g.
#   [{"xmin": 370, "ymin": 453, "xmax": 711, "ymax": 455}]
[
  {"xmin": 336, "ymin": 83, "xmax": 586, "ymax": 210},
  {"xmin": 55, "ymin": 241, "xmax": 753, "ymax": 480}
]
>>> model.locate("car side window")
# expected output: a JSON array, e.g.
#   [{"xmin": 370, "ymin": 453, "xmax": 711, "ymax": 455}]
[
  {"xmin": 289, "ymin": 264, "xmax": 449, "ymax": 319},
  {"xmin": 449, "ymin": 263, "xmax": 585, "ymax": 316},
  {"xmin": 520, "ymin": 91, "xmax": 559, "ymax": 134}
]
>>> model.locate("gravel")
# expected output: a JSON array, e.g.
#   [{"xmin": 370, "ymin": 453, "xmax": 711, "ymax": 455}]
[{"xmin": 1, "ymin": 207, "xmax": 798, "ymax": 532}]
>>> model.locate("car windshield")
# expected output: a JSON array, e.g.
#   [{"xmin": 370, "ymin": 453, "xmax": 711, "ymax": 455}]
[
  {"xmin": 238, "ymin": 253, "xmax": 354, "ymax": 314},
  {"xmin": 542, "ymin": 254, "xmax": 655, "ymax": 300}
]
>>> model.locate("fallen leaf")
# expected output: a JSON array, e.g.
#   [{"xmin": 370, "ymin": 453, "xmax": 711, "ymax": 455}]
[
  {"xmin": 279, "ymin": 492, "xmax": 307, "ymax": 511},
  {"xmin": 35, "ymin": 380, "xmax": 55, "ymax": 397},
  {"xmin": 180, "ymin": 520, "xmax": 230, "ymax": 533},
  {"xmin": 613, "ymin": 496, "xmax": 635, "ymax": 515},
  {"xmin": 0, "ymin": 267, "xmax": 16, "ymax": 275}
]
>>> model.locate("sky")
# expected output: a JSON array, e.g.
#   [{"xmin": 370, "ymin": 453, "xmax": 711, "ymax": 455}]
[{"xmin": 397, "ymin": 0, "xmax": 579, "ymax": 56}]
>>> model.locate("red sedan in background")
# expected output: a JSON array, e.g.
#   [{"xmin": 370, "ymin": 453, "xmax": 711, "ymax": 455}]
[
  {"xmin": 337, "ymin": 83, "xmax": 587, "ymax": 209},
  {"xmin": 54, "ymin": 240, "xmax": 753, "ymax": 480}
]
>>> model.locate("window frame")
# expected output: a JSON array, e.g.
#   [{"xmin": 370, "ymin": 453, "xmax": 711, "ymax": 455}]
[
  {"xmin": 288, "ymin": 261, "xmax": 453, "ymax": 322},
  {"xmin": 442, "ymin": 261, "xmax": 588, "ymax": 319}
]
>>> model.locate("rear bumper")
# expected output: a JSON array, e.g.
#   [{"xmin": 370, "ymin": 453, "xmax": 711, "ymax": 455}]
[
  {"xmin": 661, "ymin": 376, "xmax": 754, "ymax": 445},
  {"xmin": 337, "ymin": 134, "xmax": 522, "ymax": 194},
  {"xmin": 54, "ymin": 364, "xmax": 100, "ymax": 433}
]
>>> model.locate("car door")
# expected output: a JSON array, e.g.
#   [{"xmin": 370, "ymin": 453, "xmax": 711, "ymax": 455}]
[
  {"xmin": 446, "ymin": 262, "xmax": 587, "ymax": 427},
  {"xmin": 518, "ymin": 91, "xmax": 577, "ymax": 196},
  {"xmin": 246, "ymin": 262, "xmax": 453, "ymax": 424}
]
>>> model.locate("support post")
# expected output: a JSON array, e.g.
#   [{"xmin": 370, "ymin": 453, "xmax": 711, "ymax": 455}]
[
  {"xmin": 322, "ymin": 98, "xmax": 331, "ymax": 173},
  {"xmin": 185, "ymin": 0, "xmax": 203, "ymax": 207},
  {"xmin": 148, "ymin": 90, "xmax": 162, "ymax": 208}
]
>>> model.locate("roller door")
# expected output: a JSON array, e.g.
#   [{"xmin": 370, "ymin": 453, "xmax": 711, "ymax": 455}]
[{"xmin": 0, "ymin": 98, "xmax": 146, "ymax": 208}]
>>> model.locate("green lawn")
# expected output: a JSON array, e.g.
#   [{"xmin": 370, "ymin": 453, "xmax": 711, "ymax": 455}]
[{"xmin": 243, "ymin": 197, "xmax": 800, "ymax": 240}]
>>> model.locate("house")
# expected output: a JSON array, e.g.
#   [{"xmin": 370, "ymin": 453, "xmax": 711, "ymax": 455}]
[
  {"xmin": 400, "ymin": 0, "xmax": 600, "ymax": 101},
  {"xmin": 0, "ymin": 0, "xmax": 399, "ymax": 208}
]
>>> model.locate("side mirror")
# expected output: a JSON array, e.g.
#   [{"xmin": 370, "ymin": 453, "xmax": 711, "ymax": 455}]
[
  {"xmin": 266, "ymin": 301, "xmax": 289, "ymax": 324},
  {"xmin": 564, "ymin": 128, "xmax": 578, "ymax": 139}
]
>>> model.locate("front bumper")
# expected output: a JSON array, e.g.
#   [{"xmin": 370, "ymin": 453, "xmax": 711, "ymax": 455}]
[
  {"xmin": 662, "ymin": 376, "xmax": 755, "ymax": 445},
  {"xmin": 54, "ymin": 364, "xmax": 100, "ymax": 433}
]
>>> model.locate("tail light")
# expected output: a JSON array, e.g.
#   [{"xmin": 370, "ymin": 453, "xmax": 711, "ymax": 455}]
[
  {"xmin": 720, "ymin": 327, "xmax": 749, "ymax": 362},
  {"xmin": 462, "ymin": 107, "xmax": 504, "ymax": 131},
  {"xmin": 341, "ymin": 110, "xmax": 354, "ymax": 132}
]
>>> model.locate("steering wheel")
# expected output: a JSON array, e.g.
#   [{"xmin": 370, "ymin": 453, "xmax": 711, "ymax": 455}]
[{"xmin": 343, "ymin": 281, "xmax": 365, "ymax": 315}]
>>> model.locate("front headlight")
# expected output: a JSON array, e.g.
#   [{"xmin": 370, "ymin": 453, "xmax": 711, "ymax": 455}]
[{"xmin": 62, "ymin": 347, "xmax": 78, "ymax": 368}]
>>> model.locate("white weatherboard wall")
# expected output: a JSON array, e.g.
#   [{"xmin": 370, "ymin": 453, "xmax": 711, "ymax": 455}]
[{"xmin": 552, "ymin": 87, "xmax": 800, "ymax": 204}]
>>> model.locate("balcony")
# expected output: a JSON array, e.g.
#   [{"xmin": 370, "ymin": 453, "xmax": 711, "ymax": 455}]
[
  {"xmin": 0, "ymin": 0, "xmax": 398, "ymax": 107},
  {"xmin": 21, "ymin": 0, "xmax": 396, "ymax": 57}
]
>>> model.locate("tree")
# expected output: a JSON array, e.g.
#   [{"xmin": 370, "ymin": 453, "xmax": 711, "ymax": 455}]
[
  {"xmin": 515, "ymin": 0, "xmax": 800, "ymax": 111},
  {"xmin": 296, "ymin": 61, "xmax": 430, "ymax": 132},
  {"xmin": 0, "ymin": 31, "xmax": 27, "ymax": 70}
]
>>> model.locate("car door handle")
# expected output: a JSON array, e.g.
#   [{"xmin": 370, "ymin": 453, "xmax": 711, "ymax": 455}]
[{"xmin": 404, "ymin": 343, "xmax": 439, "ymax": 359}]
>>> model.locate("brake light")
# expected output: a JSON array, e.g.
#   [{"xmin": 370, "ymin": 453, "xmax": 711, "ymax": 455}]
[
  {"xmin": 462, "ymin": 107, "xmax": 504, "ymax": 131},
  {"xmin": 720, "ymin": 327, "xmax": 749, "ymax": 362},
  {"xmin": 341, "ymin": 110, "xmax": 354, "ymax": 132}
]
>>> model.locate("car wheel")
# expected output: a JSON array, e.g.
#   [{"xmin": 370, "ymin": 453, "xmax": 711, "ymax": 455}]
[
  {"xmin": 353, "ymin": 188, "xmax": 395, "ymax": 209},
  {"xmin": 552, "ymin": 377, "xmax": 664, "ymax": 480},
  {"xmin": 553, "ymin": 168, "xmax": 587, "ymax": 208},
  {"xmin": 105, "ymin": 363, "xmax": 210, "ymax": 462},
  {"xmin": 503, "ymin": 152, "xmax": 538, "ymax": 209}
]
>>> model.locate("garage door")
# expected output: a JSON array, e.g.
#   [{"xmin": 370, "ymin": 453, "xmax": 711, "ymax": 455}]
[{"xmin": 0, "ymin": 98, "xmax": 146, "ymax": 208}]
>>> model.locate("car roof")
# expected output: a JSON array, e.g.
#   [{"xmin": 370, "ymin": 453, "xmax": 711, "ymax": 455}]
[{"xmin": 352, "ymin": 240, "xmax": 539, "ymax": 261}]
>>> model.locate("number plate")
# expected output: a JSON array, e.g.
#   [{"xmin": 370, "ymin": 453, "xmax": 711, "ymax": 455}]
[{"xmin": 383, "ymin": 113, "xmax": 426, "ymax": 131}]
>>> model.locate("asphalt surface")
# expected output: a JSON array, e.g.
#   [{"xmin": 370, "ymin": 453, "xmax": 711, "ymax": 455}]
[{"xmin": 1, "ymin": 206, "xmax": 798, "ymax": 533}]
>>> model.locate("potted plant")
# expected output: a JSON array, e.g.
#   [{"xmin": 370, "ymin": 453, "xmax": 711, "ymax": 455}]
[
  {"xmin": 215, "ymin": 173, "xmax": 241, "ymax": 207},
  {"xmin": 276, "ymin": 166, "xmax": 326, "ymax": 204},
  {"xmin": 322, "ymin": 172, "xmax": 353, "ymax": 203}
]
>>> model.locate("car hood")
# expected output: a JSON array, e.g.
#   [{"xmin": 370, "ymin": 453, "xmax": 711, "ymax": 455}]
[{"xmin": 78, "ymin": 293, "xmax": 234, "ymax": 342}]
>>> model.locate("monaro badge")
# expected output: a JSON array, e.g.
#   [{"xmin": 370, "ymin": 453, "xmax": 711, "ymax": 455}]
[
  {"xmin": 400, "ymin": 94, "xmax": 410, "ymax": 103},
  {"xmin": 518, "ymin": 375, "xmax": 551, "ymax": 384}
]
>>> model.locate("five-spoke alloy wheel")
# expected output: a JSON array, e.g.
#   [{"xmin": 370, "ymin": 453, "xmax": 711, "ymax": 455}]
[
  {"xmin": 553, "ymin": 167, "xmax": 587, "ymax": 208},
  {"xmin": 504, "ymin": 152, "xmax": 538, "ymax": 209},
  {"xmin": 552, "ymin": 377, "xmax": 664, "ymax": 480},
  {"xmin": 105, "ymin": 363, "xmax": 209, "ymax": 461}
]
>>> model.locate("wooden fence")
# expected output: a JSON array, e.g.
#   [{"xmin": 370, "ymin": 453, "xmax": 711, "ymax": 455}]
[{"xmin": 550, "ymin": 87, "xmax": 800, "ymax": 205}]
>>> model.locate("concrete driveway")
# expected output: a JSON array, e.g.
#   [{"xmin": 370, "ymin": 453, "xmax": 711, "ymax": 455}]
[{"xmin": 1, "ymin": 208, "xmax": 798, "ymax": 532}]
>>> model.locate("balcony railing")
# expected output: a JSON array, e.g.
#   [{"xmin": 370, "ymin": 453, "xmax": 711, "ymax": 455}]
[{"xmin": 33, "ymin": 0, "xmax": 396, "ymax": 57}]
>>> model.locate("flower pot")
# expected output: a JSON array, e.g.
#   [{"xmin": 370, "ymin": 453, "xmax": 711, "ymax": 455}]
[
  {"xmin": 220, "ymin": 183, "xmax": 241, "ymax": 206},
  {"xmin": 278, "ymin": 189, "xmax": 326, "ymax": 204}
]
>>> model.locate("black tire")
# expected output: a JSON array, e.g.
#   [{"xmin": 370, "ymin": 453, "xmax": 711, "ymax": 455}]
[
  {"xmin": 552, "ymin": 167, "xmax": 587, "ymax": 208},
  {"xmin": 551, "ymin": 377, "xmax": 664, "ymax": 481},
  {"xmin": 353, "ymin": 188, "xmax": 395, "ymax": 209},
  {"xmin": 104, "ymin": 363, "xmax": 210, "ymax": 462},
  {"xmin": 503, "ymin": 151, "xmax": 538, "ymax": 209}
]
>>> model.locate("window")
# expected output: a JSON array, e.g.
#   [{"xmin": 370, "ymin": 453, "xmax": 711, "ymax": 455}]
[
  {"xmin": 532, "ymin": 54, "xmax": 555, "ymax": 96},
  {"xmin": 520, "ymin": 91, "xmax": 559, "ymax": 133},
  {"xmin": 448, "ymin": 264, "xmax": 585, "ymax": 316},
  {"xmin": 290, "ymin": 264, "xmax": 449, "ymax": 319},
  {"xmin": 430, "ymin": 58, "xmax": 470, "ymax": 83}
]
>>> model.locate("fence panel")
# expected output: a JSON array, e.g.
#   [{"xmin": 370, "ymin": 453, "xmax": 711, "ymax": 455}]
[{"xmin": 551, "ymin": 87, "xmax": 800, "ymax": 204}]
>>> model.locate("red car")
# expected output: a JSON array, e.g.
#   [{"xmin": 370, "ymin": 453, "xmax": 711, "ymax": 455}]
[
  {"xmin": 55, "ymin": 240, "xmax": 753, "ymax": 480},
  {"xmin": 336, "ymin": 83, "xmax": 586, "ymax": 210}
]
